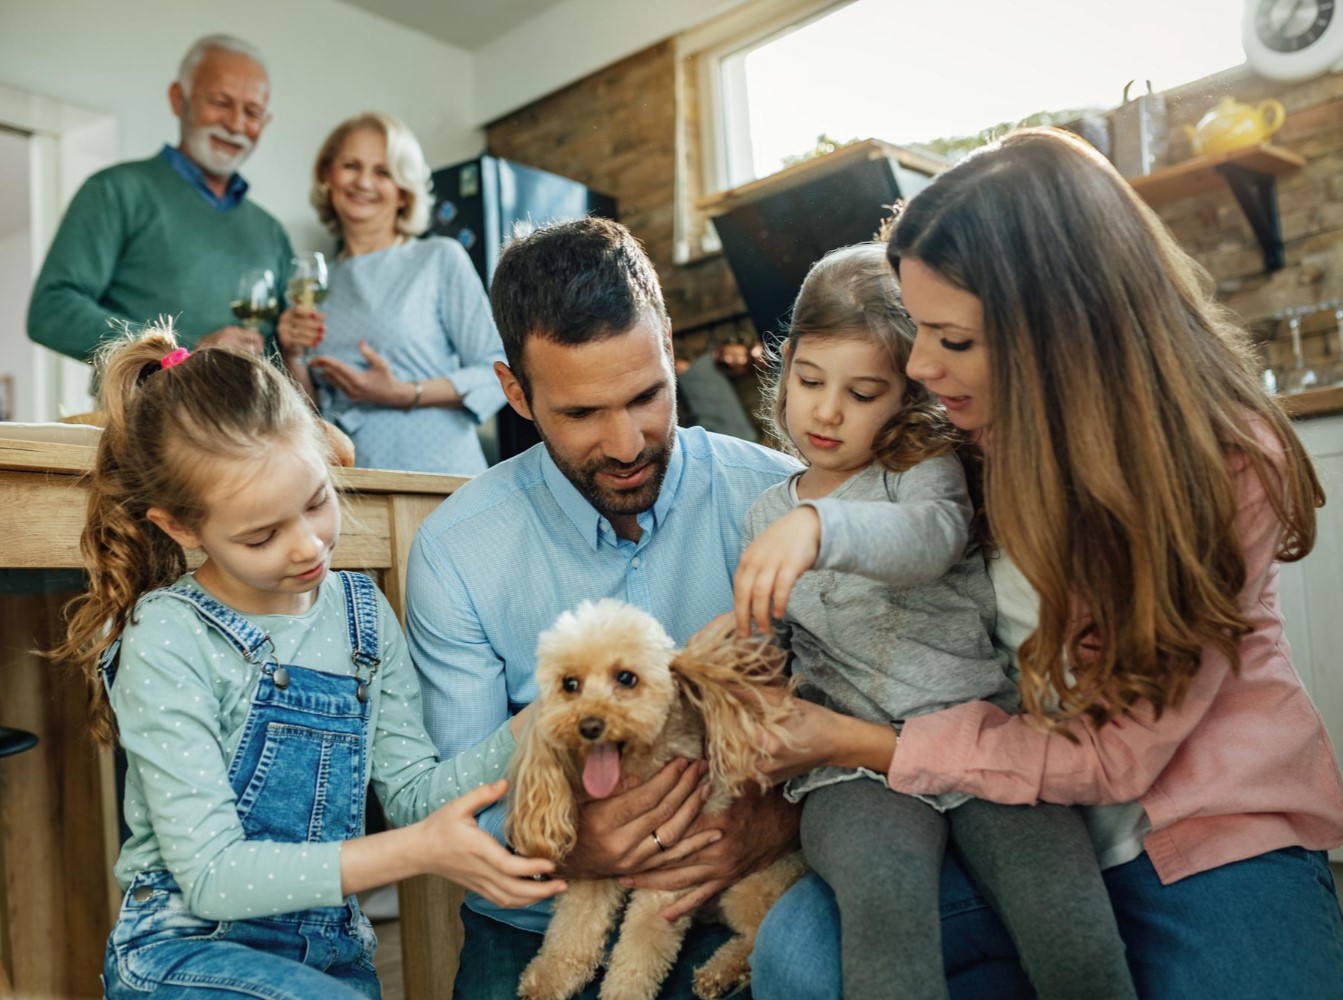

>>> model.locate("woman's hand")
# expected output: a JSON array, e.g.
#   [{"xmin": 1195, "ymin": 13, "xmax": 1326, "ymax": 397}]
[
  {"xmin": 416, "ymin": 780, "xmax": 568, "ymax": 909},
  {"xmin": 309, "ymin": 340, "xmax": 415, "ymax": 408},
  {"xmin": 761, "ymin": 700, "xmax": 898, "ymax": 783},
  {"xmin": 276, "ymin": 306, "xmax": 325, "ymax": 359},
  {"xmin": 734, "ymin": 506, "xmax": 822, "ymax": 637}
]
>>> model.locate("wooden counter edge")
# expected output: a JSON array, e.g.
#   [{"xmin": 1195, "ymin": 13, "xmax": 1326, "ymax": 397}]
[{"xmin": 0, "ymin": 438, "xmax": 469, "ymax": 496}]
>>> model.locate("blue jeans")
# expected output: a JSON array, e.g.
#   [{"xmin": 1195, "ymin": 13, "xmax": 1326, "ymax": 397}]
[
  {"xmin": 454, "ymin": 904, "xmax": 750, "ymax": 999},
  {"xmin": 750, "ymin": 847, "xmax": 1343, "ymax": 1000},
  {"xmin": 104, "ymin": 870, "xmax": 380, "ymax": 999}
]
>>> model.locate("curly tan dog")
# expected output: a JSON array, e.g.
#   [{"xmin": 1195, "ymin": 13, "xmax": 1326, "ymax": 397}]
[{"xmin": 505, "ymin": 599, "xmax": 806, "ymax": 1000}]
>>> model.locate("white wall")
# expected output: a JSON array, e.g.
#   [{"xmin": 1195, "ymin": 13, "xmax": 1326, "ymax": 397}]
[
  {"xmin": 0, "ymin": 228, "xmax": 30, "ymax": 421},
  {"xmin": 472, "ymin": 0, "xmax": 752, "ymax": 124},
  {"xmin": 0, "ymin": 0, "xmax": 484, "ymax": 252}
]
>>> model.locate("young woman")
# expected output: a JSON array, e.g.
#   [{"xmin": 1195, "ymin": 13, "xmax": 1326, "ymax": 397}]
[{"xmin": 744, "ymin": 128, "xmax": 1343, "ymax": 999}]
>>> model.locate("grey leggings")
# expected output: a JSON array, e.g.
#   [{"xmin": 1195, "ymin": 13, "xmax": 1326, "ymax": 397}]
[{"xmin": 800, "ymin": 780, "xmax": 1137, "ymax": 1000}]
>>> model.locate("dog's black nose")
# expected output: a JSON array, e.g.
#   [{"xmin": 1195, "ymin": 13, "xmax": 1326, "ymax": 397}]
[{"xmin": 579, "ymin": 716, "xmax": 605, "ymax": 740}]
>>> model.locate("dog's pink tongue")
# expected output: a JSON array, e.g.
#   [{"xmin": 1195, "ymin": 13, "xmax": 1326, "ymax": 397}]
[{"xmin": 582, "ymin": 744, "xmax": 622, "ymax": 799}]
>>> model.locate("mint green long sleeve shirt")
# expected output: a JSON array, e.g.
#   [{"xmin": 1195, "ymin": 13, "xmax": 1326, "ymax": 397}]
[
  {"xmin": 27, "ymin": 154, "xmax": 292, "ymax": 361},
  {"xmin": 110, "ymin": 574, "xmax": 515, "ymax": 920}
]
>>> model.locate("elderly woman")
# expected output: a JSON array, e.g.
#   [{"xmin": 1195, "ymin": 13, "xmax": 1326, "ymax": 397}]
[{"xmin": 278, "ymin": 112, "xmax": 505, "ymax": 475}]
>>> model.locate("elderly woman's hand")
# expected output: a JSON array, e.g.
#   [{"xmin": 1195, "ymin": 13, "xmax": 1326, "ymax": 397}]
[
  {"xmin": 277, "ymin": 306, "xmax": 325, "ymax": 359},
  {"xmin": 309, "ymin": 340, "xmax": 416, "ymax": 408}
]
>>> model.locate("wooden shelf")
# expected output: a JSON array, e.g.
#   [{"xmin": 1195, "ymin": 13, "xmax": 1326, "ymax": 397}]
[
  {"xmin": 1129, "ymin": 143, "xmax": 1304, "ymax": 274},
  {"xmin": 696, "ymin": 139, "xmax": 949, "ymax": 216},
  {"xmin": 1129, "ymin": 143, "xmax": 1303, "ymax": 205}
]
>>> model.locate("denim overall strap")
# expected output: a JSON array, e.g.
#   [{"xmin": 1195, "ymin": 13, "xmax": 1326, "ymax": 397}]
[
  {"xmin": 98, "ymin": 582, "xmax": 275, "ymax": 693},
  {"xmin": 336, "ymin": 571, "xmax": 381, "ymax": 671}
]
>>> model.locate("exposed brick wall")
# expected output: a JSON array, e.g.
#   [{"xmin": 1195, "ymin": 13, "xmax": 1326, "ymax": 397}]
[
  {"xmin": 1144, "ymin": 66, "xmax": 1343, "ymax": 372},
  {"xmin": 486, "ymin": 44, "xmax": 1343, "ymax": 383}
]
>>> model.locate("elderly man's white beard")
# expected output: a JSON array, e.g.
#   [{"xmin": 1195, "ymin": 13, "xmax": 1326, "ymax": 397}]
[{"xmin": 182, "ymin": 123, "xmax": 254, "ymax": 178}]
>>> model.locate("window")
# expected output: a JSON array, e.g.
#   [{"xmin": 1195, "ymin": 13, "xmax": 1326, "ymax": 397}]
[{"xmin": 688, "ymin": 0, "xmax": 1246, "ymax": 195}]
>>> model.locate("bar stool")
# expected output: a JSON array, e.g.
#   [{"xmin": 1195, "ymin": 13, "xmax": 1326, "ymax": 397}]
[{"xmin": 0, "ymin": 726, "xmax": 37, "ymax": 758}]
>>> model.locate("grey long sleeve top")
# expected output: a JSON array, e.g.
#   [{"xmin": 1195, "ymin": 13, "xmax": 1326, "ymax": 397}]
[{"xmin": 743, "ymin": 457, "xmax": 1015, "ymax": 804}]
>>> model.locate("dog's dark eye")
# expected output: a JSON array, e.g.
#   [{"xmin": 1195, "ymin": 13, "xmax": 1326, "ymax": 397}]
[
  {"xmin": 561, "ymin": 676, "xmax": 580, "ymax": 693},
  {"xmin": 616, "ymin": 670, "xmax": 638, "ymax": 688}
]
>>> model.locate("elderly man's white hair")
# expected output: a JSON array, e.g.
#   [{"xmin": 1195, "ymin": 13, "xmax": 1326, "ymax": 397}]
[{"xmin": 177, "ymin": 34, "xmax": 267, "ymax": 97}]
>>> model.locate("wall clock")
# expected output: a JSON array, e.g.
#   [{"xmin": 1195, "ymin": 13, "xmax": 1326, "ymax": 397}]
[{"xmin": 1244, "ymin": 0, "xmax": 1343, "ymax": 80}]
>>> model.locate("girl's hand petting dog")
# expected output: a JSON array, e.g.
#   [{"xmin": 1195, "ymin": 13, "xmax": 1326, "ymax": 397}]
[
  {"xmin": 733, "ymin": 505, "xmax": 822, "ymax": 637},
  {"xmin": 560, "ymin": 759, "xmax": 720, "ymax": 879},
  {"xmin": 416, "ymin": 779, "xmax": 568, "ymax": 908}
]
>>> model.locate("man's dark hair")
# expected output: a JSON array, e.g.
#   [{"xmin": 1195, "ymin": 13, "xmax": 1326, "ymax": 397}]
[{"xmin": 490, "ymin": 217, "xmax": 670, "ymax": 397}]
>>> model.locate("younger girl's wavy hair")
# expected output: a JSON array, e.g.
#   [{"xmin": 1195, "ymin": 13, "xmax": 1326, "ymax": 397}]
[
  {"xmin": 51, "ymin": 323, "xmax": 330, "ymax": 746},
  {"xmin": 762, "ymin": 241, "xmax": 962, "ymax": 472}
]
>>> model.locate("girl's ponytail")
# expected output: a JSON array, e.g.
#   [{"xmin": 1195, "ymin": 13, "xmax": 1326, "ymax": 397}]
[
  {"xmin": 51, "ymin": 322, "xmax": 326, "ymax": 746},
  {"xmin": 51, "ymin": 326, "xmax": 190, "ymax": 745}
]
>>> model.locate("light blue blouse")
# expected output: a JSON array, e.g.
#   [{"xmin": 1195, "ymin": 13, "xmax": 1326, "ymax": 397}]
[{"xmin": 315, "ymin": 236, "xmax": 506, "ymax": 475}]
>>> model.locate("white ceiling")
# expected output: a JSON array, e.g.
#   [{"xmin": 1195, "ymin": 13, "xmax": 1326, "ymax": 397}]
[
  {"xmin": 337, "ymin": 0, "xmax": 572, "ymax": 50},
  {"xmin": 0, "ymin": 129, "xmax": 29, "ymax": 240}
]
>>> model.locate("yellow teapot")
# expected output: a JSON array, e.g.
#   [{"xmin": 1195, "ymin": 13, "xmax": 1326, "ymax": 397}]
[{"xmin": 1182, "ymin": 97, "xmax": 1286, "ymax": 156}]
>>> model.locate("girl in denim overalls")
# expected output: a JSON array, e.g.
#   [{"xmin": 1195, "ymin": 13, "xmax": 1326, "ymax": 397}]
[{"xmin": 53, "ymin": 326, "xmax": 566, "ymax": 999}]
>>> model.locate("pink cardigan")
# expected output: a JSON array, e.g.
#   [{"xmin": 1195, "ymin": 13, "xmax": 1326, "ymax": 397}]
[{"xmin": 887, "ymin": 447, "xmax": 1343, "ymax": 885}]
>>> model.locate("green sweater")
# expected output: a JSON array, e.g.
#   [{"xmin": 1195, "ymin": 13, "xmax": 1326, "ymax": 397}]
[{"xmin": 27, "ymin": 154, "xmax": 292, "ymax": 361}]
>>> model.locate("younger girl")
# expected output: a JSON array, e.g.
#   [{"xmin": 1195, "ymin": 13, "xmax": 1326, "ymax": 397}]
[
  {"xmin": 735, "ymin": 243, "xmax": 1135, "ymax": 1000},
  {"xmin": 53, "ymin": 326, "xmax": 564, "ymax": 999}
]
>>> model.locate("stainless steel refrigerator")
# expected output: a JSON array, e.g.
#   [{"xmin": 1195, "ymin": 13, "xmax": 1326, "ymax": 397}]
[{"xmin": 431, "ymin": 155, "xmax": 617, "ymax": 462}]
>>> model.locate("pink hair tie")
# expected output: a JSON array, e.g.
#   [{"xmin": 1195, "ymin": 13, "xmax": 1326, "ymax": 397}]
[{"xmin": 160, "ymin": 348, "xmax": 191, "ymax": 370}]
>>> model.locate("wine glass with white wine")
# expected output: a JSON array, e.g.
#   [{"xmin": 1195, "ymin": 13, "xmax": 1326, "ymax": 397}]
[
  {"xmin": 231, "ymin": 268, "xmax": 278, "ymax": 333},
  {"xmin": 287, "ymin": 253, "xmax": 328, "ymax": 362}
]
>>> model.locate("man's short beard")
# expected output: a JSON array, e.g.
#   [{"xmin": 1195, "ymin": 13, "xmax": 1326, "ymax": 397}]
[
  {"xmin": 182, "ymin": 120, "xmax": 254, "ymax": 178},
  {"xmin": 540, "ymin": 428, "xmax": 674, "ymax": 521}
]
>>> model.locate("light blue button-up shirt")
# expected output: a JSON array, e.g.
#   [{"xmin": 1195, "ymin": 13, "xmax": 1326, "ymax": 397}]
[{"xmin": 406, "ymin": 424, "xmax": 798, "ymax": 931}]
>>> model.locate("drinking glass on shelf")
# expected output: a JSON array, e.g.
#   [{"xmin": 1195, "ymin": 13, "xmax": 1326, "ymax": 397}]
[
  {"xmin": 1280, "ymin": 307, "xmax": 1320, "ymax": 395},
  {"xmin": 231, "ymin": 268, "xmax": 278, "ymax": 331},
  {"xmin": 287, "ymin": 252, "xmax": 328, "ymax": 362},
  {"xmin": 1323, "ymin": 301, "xmax": 1343, "ymax": 388}
]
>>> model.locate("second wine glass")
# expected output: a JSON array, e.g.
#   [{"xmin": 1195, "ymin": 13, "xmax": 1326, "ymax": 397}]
[{"xmin": 287, "ymin": 253, "xmax": 328, "ymax": 363}]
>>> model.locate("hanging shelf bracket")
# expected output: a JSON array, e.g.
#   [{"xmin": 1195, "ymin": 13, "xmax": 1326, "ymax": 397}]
[{"xmin": 1214, "ymin": 162, "xmax": 1285, "ymax": 273}]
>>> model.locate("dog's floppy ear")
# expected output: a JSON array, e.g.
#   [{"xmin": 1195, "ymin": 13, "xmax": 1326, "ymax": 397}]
[
  {"xmin": 505, "ymin": 712, "xmax": 581, "ymax": 862},
  {"xmin": 672, "ymin": 625, "xmax": 792, "ymax": 799}
]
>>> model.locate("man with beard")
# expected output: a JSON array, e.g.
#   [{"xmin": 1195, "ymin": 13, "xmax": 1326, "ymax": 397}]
[
  {"xmin": 28, "ymin": 34, "xmax": 289, "ymax": 360},
  {"xmin": 405, "ymin": 217, "xmax": 800, "ymax": 998}
]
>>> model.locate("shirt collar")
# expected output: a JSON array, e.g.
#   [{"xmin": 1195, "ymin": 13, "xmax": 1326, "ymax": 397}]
[
  {"xmin": 160, "ymin": 144, "xmax": 249, "ymax": 210},
  {"xmin": 539, "ymin": 429, "xmax": 686, "ymax": 551}
]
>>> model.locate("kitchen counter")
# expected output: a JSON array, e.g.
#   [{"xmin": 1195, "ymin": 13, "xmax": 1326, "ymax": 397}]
[
  {"xmin": 0, "ymin": 437, "xmax": 466, "ymax": 999},
  {"xmin": 1279, "ymin": 384, "xmax": 1343, "ymax": 420}
]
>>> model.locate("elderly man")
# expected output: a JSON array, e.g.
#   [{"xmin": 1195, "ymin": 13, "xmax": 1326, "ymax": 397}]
[{"xmin": 28, "ymin": 34, "xmax": 290, "ymax": 360}]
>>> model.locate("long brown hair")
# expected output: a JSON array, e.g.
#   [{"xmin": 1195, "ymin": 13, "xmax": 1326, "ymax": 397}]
[
  {"xmin": 763, "ymin": 241, "xmax": 962, "ymax": 472},
  {"xmin": 889, "ymin": 127, "xmax": 1322, "ymax": 731},
  {"xmin": 50, "ymin": 324, "xmax": 329, "ymax": 746}
]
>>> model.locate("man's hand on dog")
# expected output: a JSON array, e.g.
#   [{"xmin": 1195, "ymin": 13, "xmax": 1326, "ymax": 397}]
[
  {"xmin": 558, "ymin": 758, "xmax": 720, "ymax": 880},
  {"xmin": 618, "ymin": 785, "xmax": 802, "ymax": 922}
]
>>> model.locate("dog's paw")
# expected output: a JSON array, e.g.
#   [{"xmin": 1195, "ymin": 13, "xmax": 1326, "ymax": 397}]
[{"xmin": 692, "ymin": 961, "xmax": 750, "ymax": 1000}]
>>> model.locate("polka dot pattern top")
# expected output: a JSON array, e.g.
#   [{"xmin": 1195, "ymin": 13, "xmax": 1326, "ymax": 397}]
[{"xmin": 109, "ymin": 572, "xmax": 517, "ymax": 920}]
